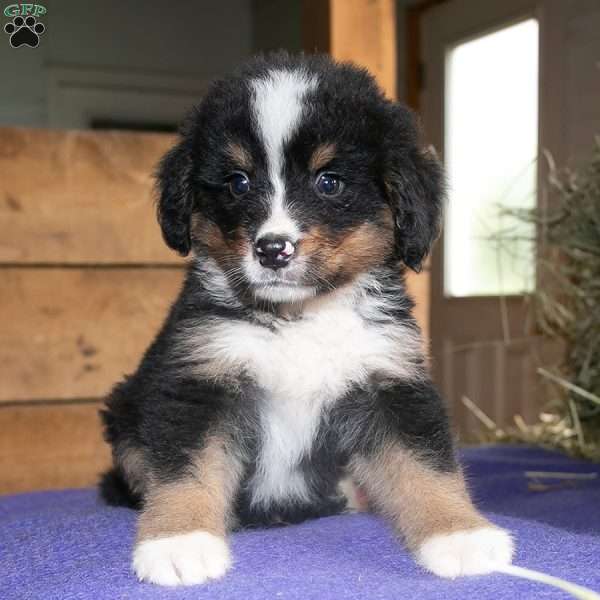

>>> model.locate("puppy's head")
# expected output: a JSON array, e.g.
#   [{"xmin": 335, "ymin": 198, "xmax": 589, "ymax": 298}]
[{"xmin": 157, "ymin": 53, "xmax": 444, "ymax": 304}]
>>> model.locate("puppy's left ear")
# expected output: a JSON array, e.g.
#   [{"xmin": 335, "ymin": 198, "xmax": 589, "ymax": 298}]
[
  {"xmin": 156, "ymin": 140, "xmax": 194, "ymax": 256},
  {"xmin": 385, "ymin": 106, "xmax": 445, "ymax": 272}
]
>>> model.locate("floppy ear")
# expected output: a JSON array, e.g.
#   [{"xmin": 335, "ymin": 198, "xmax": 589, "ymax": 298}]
[
  {"xmin": 156, "ymin": 140, "xmax": 194, "ymax": 256},
  {"xmin": 385, "ymin": 109, "xmax": 445, "ymax": 272}
]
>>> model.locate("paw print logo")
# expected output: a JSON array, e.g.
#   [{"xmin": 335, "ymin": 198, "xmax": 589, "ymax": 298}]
[{"xmin": 4, "ymin": 15, "xmax": 45, "ymax": 48}]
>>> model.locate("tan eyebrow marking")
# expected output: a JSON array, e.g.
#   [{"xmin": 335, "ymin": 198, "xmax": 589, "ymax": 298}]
[
  {"xmin": 309, "ymin": 142, "xmax": 337, "ymax": 172},
  {"xmin": 225, "ymin": 141, "xmax": 253, "ymax": 171}
]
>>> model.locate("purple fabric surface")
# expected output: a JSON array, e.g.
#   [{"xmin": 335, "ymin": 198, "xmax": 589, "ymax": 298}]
[{"xmin": 1, "ymin": 445, "xmax": 599, "ymax": 600}]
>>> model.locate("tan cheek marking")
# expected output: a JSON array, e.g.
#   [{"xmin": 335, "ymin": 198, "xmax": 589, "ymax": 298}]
[
  {"xmin": 136, "ymin": 436, "xmax": 242, "ymax": 543},
  {"xmin": 350, "ymin": 445, "xmax": 488, "ymax": 551},
  {"xmin": 297, "ymin": 225, "xmax": 334, "ymax": 260},
  {"xmin": 331, "ymin": 219, "xmax": 394, "ymax": 277},
  {"xmin": 191, "ymin": 217, "xmax": 250, "ymax": 268},
  {"xmin": 225, "ymin": 141, "xmax": 253, "ymax": 172},
  {"xmin": 299, "ymin": 210, "xmax": 394, "ymax": 282},
  {"xmin": 309, "ymin": 142, "xmax": 337, "ymax": 172}
]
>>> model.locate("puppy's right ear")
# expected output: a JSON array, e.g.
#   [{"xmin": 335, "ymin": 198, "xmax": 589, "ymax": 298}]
[{"xmin": 156, "ymin": 140, "xmax": 194, "ymax": 256}]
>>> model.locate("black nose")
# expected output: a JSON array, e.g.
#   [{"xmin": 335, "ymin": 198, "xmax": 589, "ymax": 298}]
[{"xmin": 254, "ymin": 235, "xmax": 296, "ymax": 270}]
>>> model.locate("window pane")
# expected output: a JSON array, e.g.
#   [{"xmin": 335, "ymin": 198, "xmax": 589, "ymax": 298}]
[{"xmin": 444, "ymin": 19, "xmax": 538, "ymax": 297}]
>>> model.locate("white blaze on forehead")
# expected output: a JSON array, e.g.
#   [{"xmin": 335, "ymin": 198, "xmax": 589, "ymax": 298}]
[{"xmin": 251, "ymin": 69, "xmax": 317, "ymax": 241}]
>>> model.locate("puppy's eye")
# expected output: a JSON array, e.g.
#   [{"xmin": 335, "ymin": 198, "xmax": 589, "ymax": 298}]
[
  {"xmin": 228, "ymin": 172, "xmax": 250, "ymax": 197},
  {"xmin": 315, "ymin": 172, "xmax": 343, "ymax": 197}
]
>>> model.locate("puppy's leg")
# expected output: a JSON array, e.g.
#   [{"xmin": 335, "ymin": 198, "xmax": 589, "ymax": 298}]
[
  {"xmin": 133, "ymin": 436, "xmax": 242, "ymax": 586},
  {"xmin": 348, "ymin": 381, "xmax": 514, "ymax": 578}
]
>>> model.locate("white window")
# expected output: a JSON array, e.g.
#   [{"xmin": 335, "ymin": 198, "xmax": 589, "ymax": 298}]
[{"xmin": 444, "ymin": 19, "xmax": 539, "ymax": 297}]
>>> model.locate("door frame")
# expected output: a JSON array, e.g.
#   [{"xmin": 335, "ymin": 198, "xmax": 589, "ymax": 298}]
[{"xmin": 415, "ymin": 0, "xmax": 569, "ymax": 429}]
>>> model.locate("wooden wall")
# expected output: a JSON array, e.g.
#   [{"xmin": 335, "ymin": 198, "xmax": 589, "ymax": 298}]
[{"xmin": 0, "ymin": 127, "xmax": 183, "ymax": 494}]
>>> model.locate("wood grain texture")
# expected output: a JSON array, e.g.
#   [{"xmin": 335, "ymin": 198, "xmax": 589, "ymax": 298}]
[
  {"xmin": 0, "ymin": 268, "xmax": 184, "ymax": 402},
  {"xmin": 0, "ymin": 127, "xmax": 180, "ymax": 264},
  {"xmin": 330, "ymin": 0, "xmax": 397, "ymax": 98},
  {"xmin": 0, "ymin": 402, "xmax": 110, "ymax": 494},
  {"xmin": 406, "ymin": 269, "xmax": 430, "ymax": 342}
]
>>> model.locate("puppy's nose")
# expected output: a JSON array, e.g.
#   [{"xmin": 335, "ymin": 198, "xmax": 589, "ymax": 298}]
[{"xmin": 254, "ymin": 235, "xmax": 296, "ymax": 270}]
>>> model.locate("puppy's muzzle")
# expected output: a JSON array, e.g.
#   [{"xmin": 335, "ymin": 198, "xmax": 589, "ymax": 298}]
[{"xmin": 254, "ymin": 235, "xmax": 296, "ymax": 270}]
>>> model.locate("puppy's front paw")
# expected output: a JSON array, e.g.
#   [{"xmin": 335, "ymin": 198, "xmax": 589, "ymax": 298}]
[
  {"xmin": 132, "ymin": 530, "xmax": 231, "ymax": 586},
  {"xmin": 416, "ymin": 526, "xmax": 514, "ymax": 578}
]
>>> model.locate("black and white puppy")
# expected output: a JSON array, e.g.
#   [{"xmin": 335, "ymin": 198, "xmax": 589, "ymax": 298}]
[{"xmin": 101, "ymin": 53, "xmax": 514, "ymax": 586}]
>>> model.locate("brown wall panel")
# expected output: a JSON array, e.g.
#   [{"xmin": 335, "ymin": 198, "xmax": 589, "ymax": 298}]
[
  {"xmin": 329, "ymin": 0, "xmax": 397, "ymax": 98},
  {"xmin": 0, "ymin": 268, "xmax": 184, "ymax": 402},
  {"xmin": 406, "ymin": 270, "xmax": 430, "ymax": 342},
  {"xmin": 0, "ymin": 403, "xmax": 110, "ymax": 494},
  {"xmin": 0, "ymin": 127, "xmax": 179, "ymax": 264}
]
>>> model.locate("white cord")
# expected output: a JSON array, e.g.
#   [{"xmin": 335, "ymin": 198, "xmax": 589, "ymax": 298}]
[{"xmin": 496, "ymin": 564, "xmax": 600, "ymax": 600}]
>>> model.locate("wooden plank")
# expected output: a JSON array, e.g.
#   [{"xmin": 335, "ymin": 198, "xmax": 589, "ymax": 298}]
[
  {"xmin": 0, "ymin": 402, "xmax": 110, "ymax": 494},
  {"xmin": 329, "ymin": 0, "xmax": 397, "ymax": 98},
  {"xmin": 0, "ymin": 268, "xmax": 184, "ymax": 402},
  {"xmin": 406, "ymin": 269, "xmax": 430, "ymax": 342},
  {"xmin": 0, "ymin": 127, "xmax": 180, "ymax": 264}
]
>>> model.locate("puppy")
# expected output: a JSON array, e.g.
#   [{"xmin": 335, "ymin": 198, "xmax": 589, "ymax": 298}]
[{"xmin": 101, "ymin": 52, "xmax": 514, "ymax": 586}]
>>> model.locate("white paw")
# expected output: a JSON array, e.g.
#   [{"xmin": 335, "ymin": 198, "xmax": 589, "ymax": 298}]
[
  {"xmin": 132, "ymin": 530, "xmax": 231, "ymax": 586},
  {"xmin": 416, "ymin": 526, "xmax": 514, "ymax": 578}
]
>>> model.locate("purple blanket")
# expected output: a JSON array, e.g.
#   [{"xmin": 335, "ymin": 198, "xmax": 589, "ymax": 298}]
[{"xmin": 1, "ymin": 445, "xmax": 599, "ymax": 599}]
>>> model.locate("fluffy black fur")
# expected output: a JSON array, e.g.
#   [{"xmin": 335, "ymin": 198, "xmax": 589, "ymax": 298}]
[{"xmin": 101, "ymin": 52, "xmax": 452, "ymax": 529}]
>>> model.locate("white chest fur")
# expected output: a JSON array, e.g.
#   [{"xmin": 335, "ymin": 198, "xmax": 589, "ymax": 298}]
[{"xmin": 181, "ymin": 286, "xmax": 421, "ymax": 507}]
